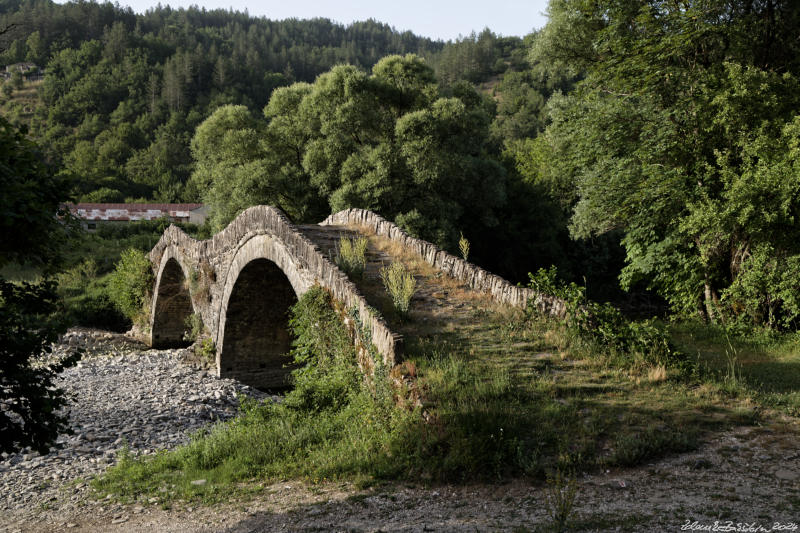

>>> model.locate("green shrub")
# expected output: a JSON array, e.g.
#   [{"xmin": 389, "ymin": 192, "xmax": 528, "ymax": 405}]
[
  {"xmin": 722, "ymin": 243, "xmax": 800, "ymax": 330},
  {"xmin": 335, "ymin": 236, "xmax": 368, "ymax": 279},
  {"xmin": 286, "ymin": 286, "xmax": 360, "ymax": 412},
  {"xmin": 458, "ymin": 232, "xmax": 470, "ymax": 261},
  {"xmin": 108, "ymin": 248, "xmax": 154, "ymax": 325},
  {"xmin": 184, "ymin": 313, "xmax": 204, "ymax": 342},
  {"xmin": 528, "ymin": 267, "xmax": 689, "ymax": 371},
  {"xmin": 196, "ymin": 337, "xmax": 215, "ymax": 361},
  {"xmin": 380, "ymin": 262, "xmax": 416, "ymax": 319}
]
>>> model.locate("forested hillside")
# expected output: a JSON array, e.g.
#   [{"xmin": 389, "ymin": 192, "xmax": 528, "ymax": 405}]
[
  {"xmin": 0, "ymin": 0, "xmax": 444, "ymax": 202},
  {"xmin": 0, "ymin": 0, "xmax": 583, "ymax": 287}
]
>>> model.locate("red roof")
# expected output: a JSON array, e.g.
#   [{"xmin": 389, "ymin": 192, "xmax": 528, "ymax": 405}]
[
  {"xmin": 70, "ymin": 203, "xmax": 204, "ymax": 211},
  {"xmin": 65, "ymin": 203, "xmax": 205, "ymax": 222}
]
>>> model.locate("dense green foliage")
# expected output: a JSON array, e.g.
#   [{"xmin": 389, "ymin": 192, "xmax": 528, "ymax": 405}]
[
  {"xmin": 194, "ymin": 55, "xmax": 506, "ymax": 249},
  {"xmin": 284, "ymin": 287, "xmax": 362, "ymax": 412},
  {"xmin": 54, "ymin": 219, "xmax": 204, "ymax": 331},
  {"xmin": 0, "ymin": 278, "xmax": 79, "ymax": 454},
  {"xmin": 0, "ymin": 114, "xmax": 77, "ymax": 454},
  {"xmin": 428, "ymin": 28, "xmax": 528, "ymax": 86},
  {"xmin": 0, "ymin": 115, "xmax": 70, "ymax": 268},
  {"xmin": 0, "ymin": 0, "xmax": 443, "ymax": 202},
  {"xmin": 108, "ymin": 247, "xmax": 154, "ymax": 325},
  {"xmin": 529, "ymin": 0, "xmax": 800, "ymax": 328},
  {"xmin": 529, "ymin": 266, "xmax": 687, "ymax": 373},
  {"xmin": 4, "ymin": 0, "xmax": 798, "ymax": 501}
]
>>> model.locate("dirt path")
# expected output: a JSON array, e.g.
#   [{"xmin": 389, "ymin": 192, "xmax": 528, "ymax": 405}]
[{"xmin": 5, "ymin": 422, "xmax": 798, "ymax": 533}]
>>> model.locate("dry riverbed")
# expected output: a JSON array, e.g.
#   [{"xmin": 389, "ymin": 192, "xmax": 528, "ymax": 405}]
[{"xmin": 1, "ymin": 329, "xmax": 798, "ymax": 532}]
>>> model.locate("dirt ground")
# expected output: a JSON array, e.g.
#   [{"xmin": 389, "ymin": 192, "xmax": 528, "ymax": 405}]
[{"xmin": 4, "ymin": 422, "xmax": 798, "ymax": 533}]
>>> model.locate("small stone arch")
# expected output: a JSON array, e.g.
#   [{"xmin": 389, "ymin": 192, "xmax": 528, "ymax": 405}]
[
  {"xmin": 215, "ymin": 234, "xmax": 313, "ymax": 389},
  {"xmin": 150, "ymin": 248, "xmax": 195, "ymax": 348}
]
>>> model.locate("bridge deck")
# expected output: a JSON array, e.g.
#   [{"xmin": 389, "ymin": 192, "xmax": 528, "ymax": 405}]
[{"xmin": 300, "ymin": 223, "xmax": 548, "ymax": 380}]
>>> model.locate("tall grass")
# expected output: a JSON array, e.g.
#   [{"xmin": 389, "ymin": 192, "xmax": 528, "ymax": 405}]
[
  {"xmin": 380, "ymin": 262, "xmax": 416, "ymax": 320},
  {"xmin": 458, "ymin": 232, "xmax": 470, "ymax": 261},
  {"xmin": 335, "ymin": 235, "xmax": 368, "ymax": 279}
]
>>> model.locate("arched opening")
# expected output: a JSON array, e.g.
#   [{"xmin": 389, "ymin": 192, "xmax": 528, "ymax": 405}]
[
  {"xmin": 220, "ymin": 258, "xmax": 298, "ymax": 389},
  {"xmin": 151, "ymin": 258, "xmax": 194, "ymax": 348}
]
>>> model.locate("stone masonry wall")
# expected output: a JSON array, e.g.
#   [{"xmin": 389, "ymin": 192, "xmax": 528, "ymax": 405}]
[
  {"xmin": 321, "ymin": 208, "xmax": 568, "ymax": 319},
  {"xmin": 148, "ymin": 206, "xmax": 402, "ymax": 382}
]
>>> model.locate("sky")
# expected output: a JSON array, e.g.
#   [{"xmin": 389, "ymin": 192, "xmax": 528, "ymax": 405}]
[{"xmin": 70, "ymin": 0, "xmax": 551, "ymax": 41}]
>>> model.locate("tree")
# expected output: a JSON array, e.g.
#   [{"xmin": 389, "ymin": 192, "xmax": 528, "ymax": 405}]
[
  {"xmin": 195, "ymin": 55, "xmax": 507, "ymax": 250},
  {"xmin": 0, "ymin": 116, "xmax": 78, "ymax": 454},
  {"xmin": 25, "ymin": 30, "xmax": 45, "ymax": 65},
  {"xmin": 531, "ymin": 0, "xmax": 800, "ymax": 325},
  {"xmin": 187, "ymin": 104, "xmax": 283, "ymax": 228}
]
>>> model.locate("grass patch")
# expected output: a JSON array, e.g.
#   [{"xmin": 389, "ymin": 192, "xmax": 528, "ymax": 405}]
[
  {"xmin": 670, "ymin": 320, "xmax": 800, "ymax": 415},
  {"xmin": 94, "ymin": 287, "xmax": 774, "ymax": 505}
]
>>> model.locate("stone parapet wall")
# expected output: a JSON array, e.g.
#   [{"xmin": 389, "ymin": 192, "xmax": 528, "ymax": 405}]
[{"xmin": 322, "ymin": 208, "xmax": 568, "ymax": 319}]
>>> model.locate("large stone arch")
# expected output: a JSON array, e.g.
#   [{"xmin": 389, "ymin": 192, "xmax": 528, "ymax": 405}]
[
  {"xmin": 215, "ymin": 234, "xmax": 314, "ymax": 389},
  {"xmin": 150, "ymin": 247, "xmax": 195, "ymax": 348},
  {"xmin": 147, "ymin": 206, "xmax": 402, "ymax": 386}
]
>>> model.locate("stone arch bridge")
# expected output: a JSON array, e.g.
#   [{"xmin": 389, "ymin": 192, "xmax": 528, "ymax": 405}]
[{"xmin": 147, "ymin": 206, "xmax": 565, "ymax": 389}]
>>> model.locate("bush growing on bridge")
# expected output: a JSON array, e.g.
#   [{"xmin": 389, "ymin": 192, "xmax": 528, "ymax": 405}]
[
  {"xmin": 380, "ymin": 262, "xmax": 416, "ymax": 320},
  {"xmin": 108, "ymin": 248, "xmax": 154, "ymax": 326},
  {"xmin": 286, "ymin": 286, "xmax": 361, "ymax": 412},
  {"xmin": 335, "ymin": 236, "xmax": 368, "ymax": 280}
]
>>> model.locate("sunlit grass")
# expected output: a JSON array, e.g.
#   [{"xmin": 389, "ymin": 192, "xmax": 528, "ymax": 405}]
[{"xmin": 670, "ymin": 321, "xmax": 800, "ymax": 415}]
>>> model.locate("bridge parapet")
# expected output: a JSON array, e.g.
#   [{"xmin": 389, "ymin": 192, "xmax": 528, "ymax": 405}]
[{"xmin": 321, "ymin": 208, "xmax": 568, "ymax": 319}]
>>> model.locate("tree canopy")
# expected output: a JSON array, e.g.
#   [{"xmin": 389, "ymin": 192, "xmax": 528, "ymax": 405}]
[
  {"xmin": 530, "ymin": 0, "xmax": 800, "ymax": 327},
  {"xmin": 192, "ymin": 55, "xmax": 507, "ymax": 250},
  {"xmin": 0, "ymin": 115, "xmax": 78, "ymax": 454},
  {"xmin": 0, "ymin": 0, "xmax": 444, "ymax": 203}
]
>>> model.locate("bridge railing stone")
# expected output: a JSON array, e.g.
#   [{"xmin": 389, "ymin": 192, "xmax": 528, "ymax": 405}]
[{"xmin": 321, "ymin": 208, "xmax": 568, "ymax": 319}]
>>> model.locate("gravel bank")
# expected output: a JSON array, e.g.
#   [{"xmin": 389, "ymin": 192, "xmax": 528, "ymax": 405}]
[
  {"xmin": 0, "ymin": 328, "xmax": 272, "ymax": 525},
  {"xmin": 2, "ymin": 329, "xmax": 798, "ymax": 532}
]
